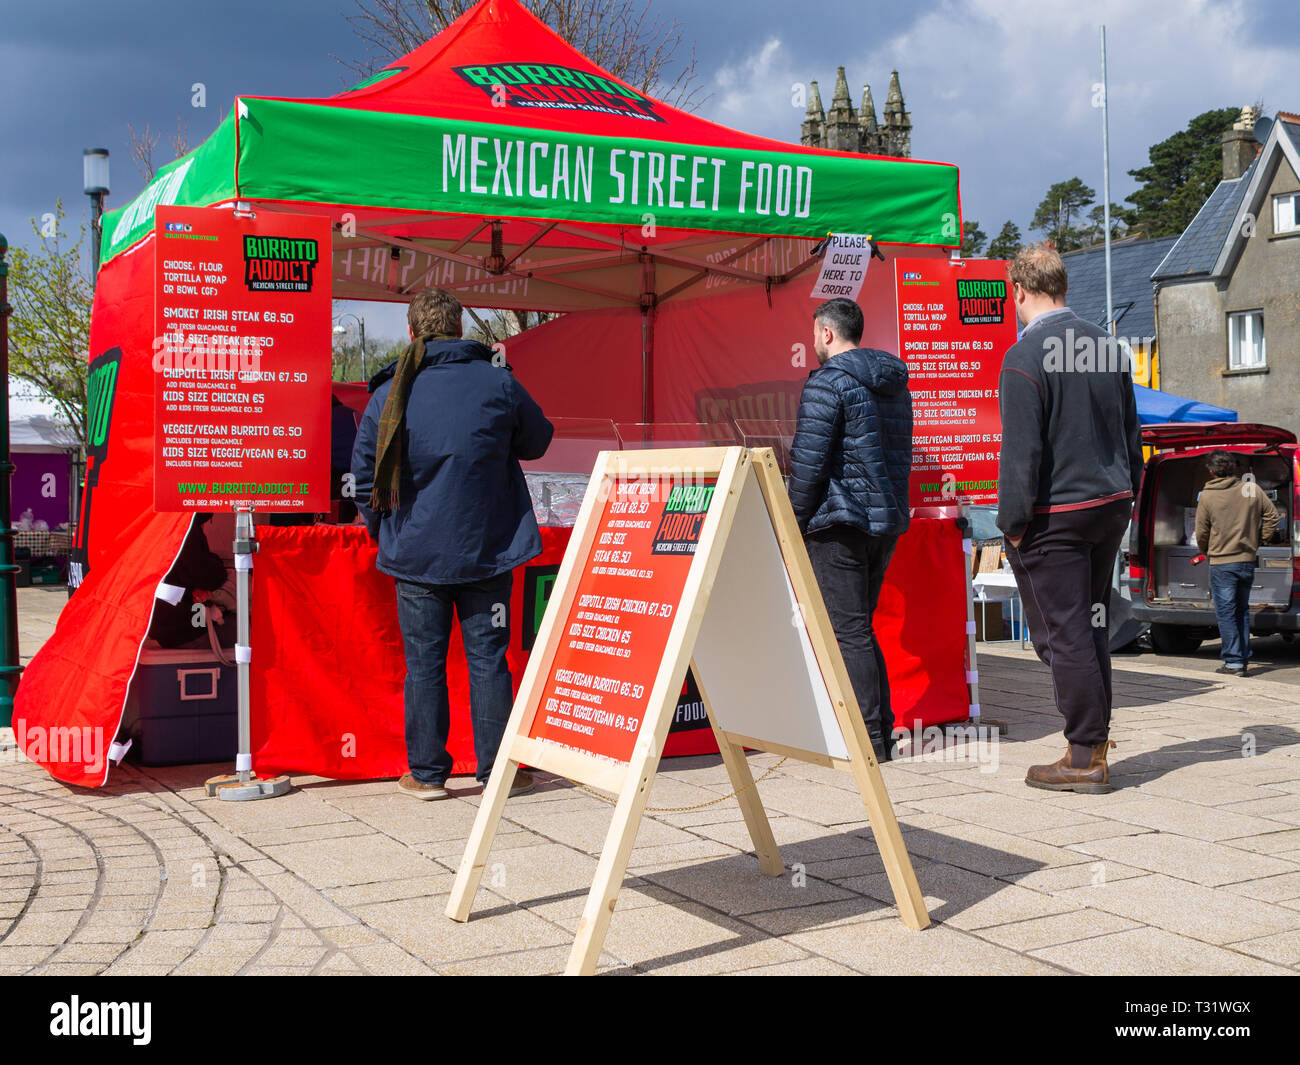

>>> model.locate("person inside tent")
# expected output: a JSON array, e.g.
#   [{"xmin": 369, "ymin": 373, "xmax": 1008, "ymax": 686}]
[{"xmin": 148, "ymin": 514, "xmax": 237, "ymax": 650}]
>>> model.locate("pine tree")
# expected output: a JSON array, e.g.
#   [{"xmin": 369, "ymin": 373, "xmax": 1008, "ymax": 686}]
[
  {"xmin": 1032, "ymin": 178, "xmax": 1096, "ymax": 252},
  {"xmin": 986, "ymin": 220, "xmax": 1023, "ymax": 260},
  {"xmin": 960, "ymin": 220, "xmax": 987, "ymax": 257},
  {"xmin": 1119, "ymin": 108, "xmax": 1240, "ymax": 237}
]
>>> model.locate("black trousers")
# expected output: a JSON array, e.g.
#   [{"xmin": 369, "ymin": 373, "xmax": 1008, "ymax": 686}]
[
  {"xmin": 805, "ymin": 525, "xmax": 899, "ymax": 758},
  {"xmin": 1005, "ymin": 498, "xmax": 1132, "ymax": 747}
]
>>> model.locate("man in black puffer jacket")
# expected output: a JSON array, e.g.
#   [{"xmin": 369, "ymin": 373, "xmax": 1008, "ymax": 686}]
[{"xmin": 789, "ymin": 297, "xmax": 912, "ymax": 762}]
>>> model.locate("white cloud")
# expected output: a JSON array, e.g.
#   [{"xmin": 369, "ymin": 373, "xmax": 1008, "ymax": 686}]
[
  {"xmin": 702, "ymin": 37, "xmax": 809, "ymax": 140},
  {"xmin": 698, "ymin": 0, "xmax": 1300, "ymax": 236},
  {"xmin": 858, "ymin": 0, "xmax": 1300, "ymax": 230}
]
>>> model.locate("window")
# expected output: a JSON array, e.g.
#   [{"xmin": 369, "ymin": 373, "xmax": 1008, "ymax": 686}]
[
  {"xmin": 1275, "ymin": 192, "xmax": 1300, "ymax": 235},
  {"xmin": 1228, "ymin": 310, "xmax": 1266, "ymax": 370}
]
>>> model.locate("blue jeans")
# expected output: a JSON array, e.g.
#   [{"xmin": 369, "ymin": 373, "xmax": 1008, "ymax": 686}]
[
  {"xmin": 1209, "ymin": 561, "xmax": 1254, "ymax": 668},
  {"xmin": 395, "ymin": 572, "xmax": 514, "ymax": 785}
]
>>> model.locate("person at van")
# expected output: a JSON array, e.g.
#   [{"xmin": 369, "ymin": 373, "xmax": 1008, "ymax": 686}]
[
  {"xmin": 1194, "ymin": 450, "xmax": 1281, "ymax": 676},
  {"xmin": 996, "ymin": 243, "xmax": 1144, "ymax": 795}
]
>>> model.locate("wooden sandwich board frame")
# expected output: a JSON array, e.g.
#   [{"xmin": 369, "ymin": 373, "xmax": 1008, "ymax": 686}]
[{"xmin": 446, "ymin": 446, "xmax": 929, "ymax": 974}]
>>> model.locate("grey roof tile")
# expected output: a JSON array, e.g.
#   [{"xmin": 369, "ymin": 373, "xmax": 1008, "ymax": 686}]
[
  {"xmin": 1150, "ymin": 156, "xmax": 1259, "ymax": 281},
  {"xmin": 1062, "ymin": 235, "xmax": 1178, "ymax": 341}
]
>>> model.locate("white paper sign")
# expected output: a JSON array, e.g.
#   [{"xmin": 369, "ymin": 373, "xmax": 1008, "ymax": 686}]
[{"xmin": 810, "ymin": 233, "xmax": 871, "ymax": 301}]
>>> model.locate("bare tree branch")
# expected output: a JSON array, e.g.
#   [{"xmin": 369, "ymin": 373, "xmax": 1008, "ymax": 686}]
[
  {"xmin": 126, "ymin": 122, "xmax": 160, "ymax": 181},
  {"xmin": 336, "ymin": 0, "xmax": 702, "ymax": 109},
  {"xmin": 169, "ymin": 114, "xmax": 191, "ymax": 161}
]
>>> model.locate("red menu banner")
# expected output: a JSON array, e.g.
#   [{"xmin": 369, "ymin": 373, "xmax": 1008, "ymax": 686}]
[
  {"xmin": 527, "ymin": 477, "xmax": 717, "ymax": 763},
  {"xmin": 894, "ymin": 258, "xmax": 1017, "ymax": 507},
  {"xmin": 154, "ymin": 205, "xmax": 331, "ymax": 512}
]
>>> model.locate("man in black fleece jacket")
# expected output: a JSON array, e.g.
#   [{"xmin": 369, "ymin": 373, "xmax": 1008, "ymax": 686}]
[
  {"xmin": 996, "ymin": 244, "xmax": 1143, "ymax": 794},
  {"xmin": 789, "ymin": 297, "xmax": 913, "ymax": 762}
]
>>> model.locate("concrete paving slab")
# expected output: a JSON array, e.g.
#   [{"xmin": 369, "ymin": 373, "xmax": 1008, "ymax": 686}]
[
  {"xmin": 5, "ymin": 633, "xmax": 1300, "ymax": 975},
  {"xmin": 1056, "ymin": 872, "xmax": 1300, "ymax": 944},
  {"xmin": 1030, "ymin": 926, "xmax": 1293, "ymax": 976},
  {"xmin": 1069, "ymin": 833, "xmax": 1299, "ymax": 887}
]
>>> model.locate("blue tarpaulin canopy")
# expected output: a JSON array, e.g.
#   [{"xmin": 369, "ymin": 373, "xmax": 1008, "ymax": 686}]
[
  {"xmin": 1134, "ymin": 384, "xmax": 1237, "ymax": 424},
  {"xmin": 964, "ymin": 384, "xmax": 1239, "ymax": 542}
]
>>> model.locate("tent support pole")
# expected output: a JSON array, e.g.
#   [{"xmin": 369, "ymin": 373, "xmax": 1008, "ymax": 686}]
[
  {"xmin": 0, "ymin": 234, "xmax": 18, "ymax": 726},
  {"xmin": 950, "ymin": 504, "xmax": 1007, "ymax": 744},
  {"xmin": 205, "ymin": 505, "xmax": 291, "ymax": 801},
  {"xmin": 640, "ymin": 254, "xmax": 656, "ymax": 425}
]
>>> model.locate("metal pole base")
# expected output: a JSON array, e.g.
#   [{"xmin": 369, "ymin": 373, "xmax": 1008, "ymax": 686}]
[{"xmin": 204, "ymin": 773, "xmax": 293, "ymax": 801}]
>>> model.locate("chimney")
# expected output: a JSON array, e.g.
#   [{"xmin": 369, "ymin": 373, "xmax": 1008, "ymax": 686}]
[{"xmin": 1222, "ymin": 105, "xmax": 1260, "ymax": 181}]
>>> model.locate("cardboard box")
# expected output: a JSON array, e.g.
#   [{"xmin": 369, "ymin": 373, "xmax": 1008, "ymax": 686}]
[{"xmin": 974, "ymin": 604, "xmax": 1006, "ymax": 641}]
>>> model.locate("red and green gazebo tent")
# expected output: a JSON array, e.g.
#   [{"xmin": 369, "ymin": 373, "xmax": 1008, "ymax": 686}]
[
  {"xmin": 101, "ymin": 0, "xmax": 959, "ymax": 417},
  {"xmin": 17, "ymin": 0, "xmax": 962, "ymax": 786}
]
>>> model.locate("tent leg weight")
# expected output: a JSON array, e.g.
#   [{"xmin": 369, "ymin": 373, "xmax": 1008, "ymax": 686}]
[{"xmin": 204, "ymin": 773, "xmax": 292, "ymax": 800}]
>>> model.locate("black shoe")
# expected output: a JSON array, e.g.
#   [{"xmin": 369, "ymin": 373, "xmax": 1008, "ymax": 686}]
[{"xmin": 1215, "ymin": 665, "xmax": 1246, "ymax": 676}]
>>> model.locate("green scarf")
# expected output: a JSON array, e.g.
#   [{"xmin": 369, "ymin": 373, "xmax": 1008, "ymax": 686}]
[{"xmin": 370, "ymin": 333, "xmax": 456, "ymax": 513}]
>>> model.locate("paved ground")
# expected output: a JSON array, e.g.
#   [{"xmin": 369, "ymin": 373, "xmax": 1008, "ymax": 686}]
[
  {"xmin": 3, "ymin": 589, "xmax": 1300, "ymax": 974},
  {"xmin": 1117, "ymin": 633, "xmax": 1300, "ymax": 686}
]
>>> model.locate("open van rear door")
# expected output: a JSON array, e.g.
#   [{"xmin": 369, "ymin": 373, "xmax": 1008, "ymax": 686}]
[{"xmin": 1141, "ymin": 422, "xmax": 1297, "ymax": 450}]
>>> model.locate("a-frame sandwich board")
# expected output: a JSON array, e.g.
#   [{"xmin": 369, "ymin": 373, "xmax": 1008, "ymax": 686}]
[{"xmin": 446, "ymin": 446, "xmax": 929, "ymax": 974}]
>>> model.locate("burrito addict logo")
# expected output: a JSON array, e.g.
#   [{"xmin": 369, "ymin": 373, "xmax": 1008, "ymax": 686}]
[
  {"xmin": 956, "ymin": 278, "xmax": 1008, "ymax": 325},
  {"xmin": 242, "ymin": 236, "xmax": 319, "ymax": 293},
  {"xmin": 454, "ymin": 62, "xmax": 664, "ymax": 122},
  {"xmin": 651, "ymin": 483, "xmax": 715, "ymax": 555}
]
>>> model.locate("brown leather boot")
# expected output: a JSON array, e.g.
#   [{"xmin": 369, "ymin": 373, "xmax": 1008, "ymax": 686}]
[{"xmin": 1025, "ymin": 740, "xmax": 1116, "ymax": 794}]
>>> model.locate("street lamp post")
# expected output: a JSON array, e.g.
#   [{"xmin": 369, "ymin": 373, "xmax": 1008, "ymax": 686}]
[
  {"xmin": 83, "ymin": 148, "xmax": 110, "ymax": 286},
  {"xmin": 333, "ymin": 313, "xmax": 367, "ymax": 381},
  {"xmin": 0, "ymin": 234, "xmax": 21, "ymax": 726}
]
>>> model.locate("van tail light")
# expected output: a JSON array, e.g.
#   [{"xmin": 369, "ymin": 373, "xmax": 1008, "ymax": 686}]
[
  {"xmin": 1293, "ymin": 456, "xmax": 1299, "ymax": 591},
  {"xmin": 1292, "ymin": 521, "xmax": 1300, "ymax": 587},
  {"xmin": 1128, "ymin": 563, "xmax": 1147, "ymax": 599}
]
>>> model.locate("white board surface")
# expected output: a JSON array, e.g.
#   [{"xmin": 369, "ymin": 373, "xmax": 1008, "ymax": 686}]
[{"xmin": 692, "ymin": 465, "xmax": 851, "ymax": 760}]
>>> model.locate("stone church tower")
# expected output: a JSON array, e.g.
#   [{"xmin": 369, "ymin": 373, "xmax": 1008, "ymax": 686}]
[{"xmin": 800, "ymin": 66, "xmax": 912, "ymax": 158}]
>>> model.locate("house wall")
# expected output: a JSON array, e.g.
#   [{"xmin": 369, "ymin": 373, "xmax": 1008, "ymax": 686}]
[{"xmin": 1158, "ymin": 153, "xmax": 1300, "ymax": 434}]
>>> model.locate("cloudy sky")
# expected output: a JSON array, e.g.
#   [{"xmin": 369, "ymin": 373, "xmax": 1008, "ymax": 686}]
[{"xmin": 3, "ymin": 0, "xmax": 1296, "ymax": 345}]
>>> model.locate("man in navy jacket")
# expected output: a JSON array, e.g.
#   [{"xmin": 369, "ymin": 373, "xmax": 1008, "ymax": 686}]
[
  {"xmin": 353, "ymin": 289, "xmax": 553, "ymax": 799},
  {"xmin": 789, "ymin": 297, "xmax": 913, "ymax": 762}
]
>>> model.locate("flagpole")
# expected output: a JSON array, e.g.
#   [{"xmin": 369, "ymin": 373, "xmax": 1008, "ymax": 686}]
[{"xmin": 1101, "ymin": 25, "xmax": 1114, "ymax": 333}]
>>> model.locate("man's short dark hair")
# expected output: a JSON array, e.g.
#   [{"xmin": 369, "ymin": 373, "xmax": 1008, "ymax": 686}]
[
  {"xmin": 813, "ymin": 298, "xmax": 864, "ymax": 345},
  {"xmin": 1207, "ymin": 450, "xmax": 1239, "ymax": 478}
]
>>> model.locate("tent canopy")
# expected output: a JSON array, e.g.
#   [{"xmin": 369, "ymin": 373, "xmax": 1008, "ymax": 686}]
[
  {"xmin": 99, "ymin": 0, "xmax": 959, "ymax": 317},
  {"xmin": 16, "ymin": 0, "xmax": 965, "ymax": 788},
  {"xmin": 1134, "ymin": 383, "xmax": 1237, "ymax": 425},
  {"xmin": 10, "ymin": 414, "xmax": 81, "ymax": 453}
]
